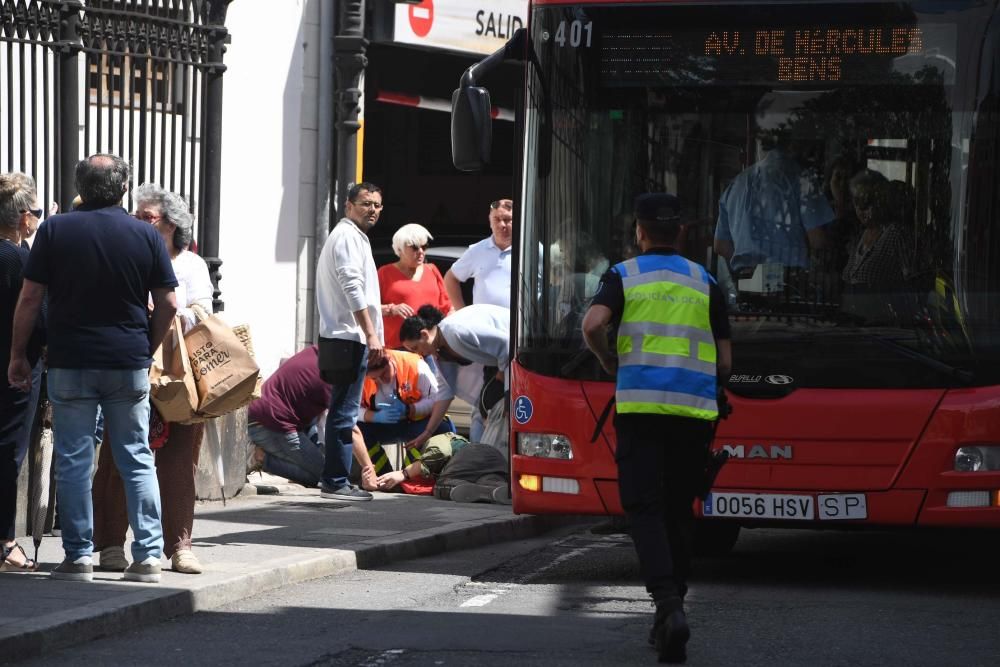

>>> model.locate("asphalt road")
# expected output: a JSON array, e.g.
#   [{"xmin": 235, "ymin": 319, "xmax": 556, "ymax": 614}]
[{"xmin": 16, "ymin": 525, "xmax": 1000, "ymax": 666}]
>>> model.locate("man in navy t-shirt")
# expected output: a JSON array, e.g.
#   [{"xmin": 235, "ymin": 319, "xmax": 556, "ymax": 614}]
[{"xmin": 8, "ymin": 154, "xmax": 178, "ymax": 583}]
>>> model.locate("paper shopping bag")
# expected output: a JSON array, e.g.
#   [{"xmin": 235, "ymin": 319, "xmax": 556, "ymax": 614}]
[
  {"xmin": 149, "ymin": 316, "xmax": 199, "ymax": 423},
  {"xmin": 232, "ymin": 323, "xmax": 263, "ymax": 402},
  {"xmin": 184, "ymin": 305, "xmax": 260, "ymax": 419}
]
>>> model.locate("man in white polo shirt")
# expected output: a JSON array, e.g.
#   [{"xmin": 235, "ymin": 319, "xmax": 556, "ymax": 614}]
[
  {"xmin": 443, "ymin": 198, "xmax": 513, "ymax": 442},
  {"xmin": 444, "ymin": 198, "xmax": 512, "ymax": 309}
]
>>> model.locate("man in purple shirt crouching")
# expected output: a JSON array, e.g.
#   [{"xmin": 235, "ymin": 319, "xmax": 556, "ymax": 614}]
[{"xmin": 248, "ymin": 345, "xmax": 332, "ymax": 488}]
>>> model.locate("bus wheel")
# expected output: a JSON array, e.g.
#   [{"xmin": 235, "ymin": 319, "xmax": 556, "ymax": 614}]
[{"xmin": 694, "ymin": 521, "xmax": 740, "ymax": 556}]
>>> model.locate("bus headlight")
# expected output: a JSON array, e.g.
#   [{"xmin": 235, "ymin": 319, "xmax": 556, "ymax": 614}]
[
  {"xmin": 517, "ymin": 433, "xmax": 573, "ymax": 459},
  {"xmin": 954, "ymin": 446, "xmax": 1000, "ymax": 472}
]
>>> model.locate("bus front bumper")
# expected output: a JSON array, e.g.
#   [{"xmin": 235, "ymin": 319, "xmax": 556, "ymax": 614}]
[{"xmin": 514, "ymin": 476, "xmax": 1000, "ymax": 528}]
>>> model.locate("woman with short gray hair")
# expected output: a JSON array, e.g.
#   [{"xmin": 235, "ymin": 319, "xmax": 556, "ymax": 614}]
[
  {"xmin": 132, "ymin": 183, "xmax": 209, "ymax": 328},
  {"xmin": 134, "ymin": 183, "xmax": 195, "ymax": 252},
  {"xmin": 390, "ymin": 223, "xmax": 432, "ymax": 259},
  {"xmin": 92, "ymin": 183, "xmax": 213, "ymax": 576},
  {"xmin": 378, "ymin": 222, "xmax": 452, "ymax": 349}
]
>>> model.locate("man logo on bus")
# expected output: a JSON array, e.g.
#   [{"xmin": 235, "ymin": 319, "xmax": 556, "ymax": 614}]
[
  {"xmin": 722, "ymin": 444, "xmax": 793, "ymax": 460},
  {"xmin": 765, "ymin": 374, "xmax": 794, "ymax": 385}
]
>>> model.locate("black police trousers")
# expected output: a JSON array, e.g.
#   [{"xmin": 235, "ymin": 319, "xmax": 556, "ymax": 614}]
[{"xmin": 615, "ymin": 413, "xmax": 713, "ymax": 610}]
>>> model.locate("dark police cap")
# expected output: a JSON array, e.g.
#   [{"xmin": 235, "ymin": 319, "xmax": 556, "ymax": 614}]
[{"xmin": 634, "ymin": 193, "xmax": 681, "ymax": 222}]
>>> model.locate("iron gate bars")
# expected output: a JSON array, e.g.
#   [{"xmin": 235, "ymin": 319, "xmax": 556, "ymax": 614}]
[
  {"xmin": 0, "ymin": 0, "xmax": 61, "ymax": 216},
  {"xmin": 0, "ymin": 0, "xmax": 231, "ymax": 309}
]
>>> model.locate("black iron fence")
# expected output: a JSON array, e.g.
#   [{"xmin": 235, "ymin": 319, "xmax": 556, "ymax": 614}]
[{"xmin": 0, "ymin": 0, "xmax": 230, "ymax": 308}]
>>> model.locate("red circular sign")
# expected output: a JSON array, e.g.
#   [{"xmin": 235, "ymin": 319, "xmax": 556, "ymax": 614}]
[{"xmin": 408, "ymin": 0, "xmax": 434, "ymax": 38}]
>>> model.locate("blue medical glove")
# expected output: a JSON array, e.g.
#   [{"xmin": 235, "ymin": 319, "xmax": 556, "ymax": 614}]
[
  {"xmin": 371, "ymin": 399, "xmax": 406, "ymax": 424},
  {"xmin": 388, "ymin": 396, "xmax": 408, "ymax": 417}
]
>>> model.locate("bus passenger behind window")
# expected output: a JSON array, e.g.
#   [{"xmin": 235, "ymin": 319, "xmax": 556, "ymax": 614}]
[
  {"xmin": 842, "ymin": 171, "xmax": 916, "ymax": 322},
  {"xmin": 713, "ymin": 129, "xmax": 834, "ymax": 280}
]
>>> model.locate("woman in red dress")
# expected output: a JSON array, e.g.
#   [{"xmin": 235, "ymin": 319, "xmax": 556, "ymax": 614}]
[{"xmin": 378, "ymin": 224, "xmax": 452, "ymax": 349}]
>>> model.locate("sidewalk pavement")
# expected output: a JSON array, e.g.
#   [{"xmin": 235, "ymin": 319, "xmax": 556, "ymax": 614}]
[{"xmin": 0, "ymin": 474, "xmax": 572, "ymax": 663}]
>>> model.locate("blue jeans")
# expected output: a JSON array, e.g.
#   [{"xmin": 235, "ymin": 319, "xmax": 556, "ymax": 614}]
[
  {"xmin": 2, "ymin": 360, "xmax": 41, "ymax": 541},
  {"xmin": 322, "ymin": 346, "xmax": 369, "ymax": 488},
  {"xmin": 12, "ymin": 360, "xmax": 43, "ymax": 472},
  {"xmin": 248, "ymin": 422, "xmax": 324, "ymax": 488},
  {"xmin": 48, "ymin": 368, "xmax": 162, "ymax": 562},
  {"xmin": 358, "ymin": 417, "xmax": 455, "ymax": 475}
]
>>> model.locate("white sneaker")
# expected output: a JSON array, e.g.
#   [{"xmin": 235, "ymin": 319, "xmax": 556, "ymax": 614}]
[
  {"xmin": 124, "ymin": 556, "xmax": 161, "ymax": 583},
  {"xmin": 52, "ymin": 556, "xmax": 94, "ymax": 582}
]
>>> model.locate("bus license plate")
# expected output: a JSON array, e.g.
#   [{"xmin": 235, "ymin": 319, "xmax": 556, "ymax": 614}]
[{"xmin": 704, "ymin": 493, "xmax": 814, "ymax": 520}]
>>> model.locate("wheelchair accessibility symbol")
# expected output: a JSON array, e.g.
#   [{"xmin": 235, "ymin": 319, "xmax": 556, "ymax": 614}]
[{"xmin": 514, "ymin": 396, "xmax": 533, "ymax": 425}]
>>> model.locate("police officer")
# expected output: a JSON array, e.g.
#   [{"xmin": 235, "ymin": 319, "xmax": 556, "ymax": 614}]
[{"xmin": 582, "ymin": 193, "xmax": 732, "ymax": 663}]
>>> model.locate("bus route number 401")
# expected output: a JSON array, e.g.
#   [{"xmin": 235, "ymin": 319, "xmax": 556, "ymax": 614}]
[{"xmin": 546, "ymin": 20, "xmax": 593, "ymax": 48}]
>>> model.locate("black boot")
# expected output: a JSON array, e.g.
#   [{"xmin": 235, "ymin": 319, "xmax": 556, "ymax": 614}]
[
  {"xmin": 647, "ymin": 589, "xmax": 686, "ymax": 646},
  {"xmin": 651, "ymin": 605, "xmax": 689, "ymax": 664}
]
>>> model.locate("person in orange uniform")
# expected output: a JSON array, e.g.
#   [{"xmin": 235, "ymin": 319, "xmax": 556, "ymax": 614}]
[{"xmin": 352, "ymin": 349, "xmax": 455, "ymax": 485}]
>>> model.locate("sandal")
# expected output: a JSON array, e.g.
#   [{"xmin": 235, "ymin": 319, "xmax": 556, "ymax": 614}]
[{"xmin": 1, "ymin": 542, "xmax": 39, "ymax": 572}]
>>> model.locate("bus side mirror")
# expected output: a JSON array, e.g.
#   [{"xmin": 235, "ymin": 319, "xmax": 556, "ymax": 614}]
[{"xmin": 451, "ymin": 86, "xmax": 493, "ymax": 172}]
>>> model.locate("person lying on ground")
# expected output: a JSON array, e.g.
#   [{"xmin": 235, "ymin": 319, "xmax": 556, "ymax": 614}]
[{"xmin": 376, "ymin": 434, "xmax": 510, "ymax": 504}]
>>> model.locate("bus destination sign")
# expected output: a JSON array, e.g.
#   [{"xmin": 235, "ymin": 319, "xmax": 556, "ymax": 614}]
[
  {"xmin": 706, "ymin": 27, "xmax": 925, "ymax": 82},
  {"xmin": 601, "ymin": 24, "xmax": 957, "ymax": 86}
]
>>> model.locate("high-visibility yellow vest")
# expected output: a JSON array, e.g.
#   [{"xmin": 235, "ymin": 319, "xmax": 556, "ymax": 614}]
[{"xmin": 615, "ymin": 253, "xmax": 719, "ymax": 421}]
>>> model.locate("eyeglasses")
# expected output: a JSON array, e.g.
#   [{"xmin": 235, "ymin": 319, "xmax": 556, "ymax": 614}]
[
  {"xmin": 135, "ymin": 211, "xmax": 162, "ymax": 222},
  {"xmin": 490, "ymin": 200, "xmax": 513, "ymax": 211},
  {"xmin": 352, "ymin": 200, "xmax": 383, "ymax": 210},
  {"xmin": 22, "ymin": 208, "xmax": 43, "ymax": 219},
  {"xmin": 406, "ymin": 244, "xmax": 428, "ymax": 251}
]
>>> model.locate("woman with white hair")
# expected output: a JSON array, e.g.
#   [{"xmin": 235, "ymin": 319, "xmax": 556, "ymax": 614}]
[
  {"xmin": 92, "ymin": 183, "xmax": 213, "ymax": 576},
  {"xmin": 377, "ymin": 223, "xmax": 452, "ymax": 349},
  {"xmin": 133, "ymin": 183, "xmax": 213, "ymax": 328}
]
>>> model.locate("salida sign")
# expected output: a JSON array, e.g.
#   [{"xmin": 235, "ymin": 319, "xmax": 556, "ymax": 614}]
[{"xmin": 394, "ymin": 0, "xmax": 527, "ymax": 56}]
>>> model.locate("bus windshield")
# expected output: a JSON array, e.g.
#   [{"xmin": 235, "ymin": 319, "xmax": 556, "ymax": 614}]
[{"xmin": 518, "ymin": 0, "xmax": 1000, "ymax": 391}]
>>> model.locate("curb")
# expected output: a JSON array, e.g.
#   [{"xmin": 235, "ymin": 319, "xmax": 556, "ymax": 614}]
[{"xmin": 1, "ymin": 512, "xmax": 566, "ymax": 662}]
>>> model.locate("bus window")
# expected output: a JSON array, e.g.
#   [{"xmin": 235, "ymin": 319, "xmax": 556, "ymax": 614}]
[{"xmin": 518, "ymin": 0, "xmax": 998, "ymax": 389}]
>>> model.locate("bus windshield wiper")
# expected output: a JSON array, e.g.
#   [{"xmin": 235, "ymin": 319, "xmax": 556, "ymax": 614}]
[{"xmin": 864, "ymin": 333, "xmax": 975, "ymax": 385}]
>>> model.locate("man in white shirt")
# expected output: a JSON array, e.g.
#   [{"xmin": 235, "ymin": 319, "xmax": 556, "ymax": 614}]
[
  {"xmin": 443, "ymin": 199, "xmax": 513, "ymax": 442},
  {"xmin": 315, "ymin": 182, "xmax": 386, "ymax": 501},
  {"xmin": 444, "ymin": 198, "xmax": 513, "ymax": 309}
]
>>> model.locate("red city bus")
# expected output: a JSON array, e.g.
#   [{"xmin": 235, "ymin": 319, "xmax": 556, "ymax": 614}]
[{"xmin": 452, "ymin": 0, "xmax": 1000, "ymax": 552}]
